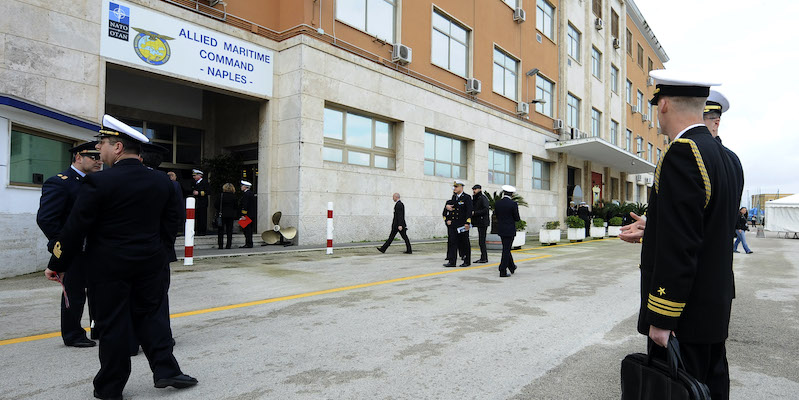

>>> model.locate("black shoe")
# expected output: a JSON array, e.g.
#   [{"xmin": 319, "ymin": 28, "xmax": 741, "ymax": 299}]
[
  {"xmin": 458, "ymin": 263, "xmax": 471, "ymax": 267},
  {"xmin": 443, "ymin": 263, "xmax": 456, "ymax": 268},
  {"xmin": 93, "ymin": 390, "xmax": 122, "ymax": 400},
  {"xmin": 474, "ymin": 259, "xmax": 488, "ymax": 263},
  {"xmin": 499, "ymin": 273, "xmax": 510, "ymax": 277},
  {"xmin": 225, "ymin": 245, "xmax": 231, "ymax": 249},
  {"xmin": 509, "ymin": 265, "xmax": 517, "ymax": 274},
  {"xmin": 154, "ymin": 374, "xmax": 198, "ymax": 389},
  {"xmin": 66, "ymin": 337, "xmax": 96, "ymax": 348},
  {"xmin": 403, "ymin": 250, "xmax": 412, "ymax": 254},
  {"xmin": 239, "ymin": 245, "xmax": 253, "ymax": 248},
  {"xmin": 746, "ymin": 251, "xmax": 754, "ymax": 254},
  {"xmin": 377, "ymin": 247, "xmax": 386, "ymax": 253}
]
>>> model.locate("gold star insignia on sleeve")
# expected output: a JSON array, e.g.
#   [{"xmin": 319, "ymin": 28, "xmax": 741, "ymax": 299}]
[{"xmin": 657, "ymin": 287, "xmax": 666, "ymax": 296}]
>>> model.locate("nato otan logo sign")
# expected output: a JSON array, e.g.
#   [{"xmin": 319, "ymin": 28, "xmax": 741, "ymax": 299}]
[
  {"xmin": 108, "ymin": 2, "xmax": 172, "ymax": 65},
  {"xmin": 108, "ymin": 2, "xmax": 130, "ymax": 41}
]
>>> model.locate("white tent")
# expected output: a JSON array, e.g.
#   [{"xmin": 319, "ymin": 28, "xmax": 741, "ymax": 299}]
[{"xmin": 765, "ymin": 194, "xmax": 799, "ymax": 233}]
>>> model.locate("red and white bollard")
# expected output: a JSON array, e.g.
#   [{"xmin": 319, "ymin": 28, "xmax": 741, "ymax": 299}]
[
  {"xmin": 184, "ymin": 197, "xmax": 195, "ymax": 266},
  {"xmin": 326, "ymin": 202, "xmax": 333, "ymax": 255}
]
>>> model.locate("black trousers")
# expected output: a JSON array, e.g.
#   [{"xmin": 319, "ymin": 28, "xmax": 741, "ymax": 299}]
[
  {"xmin": 446, "ymin": 225, "xmax": 470, "ymax": 263},
  {"xmin": 582, "ymin": 217, "xmax": 590, "ymax": 237},
  {"xmin": 476, "ymin": 225, "xmax": 488, "ymax": 260},
  {"xmin": 195, "ymin": 202, "xmax": 207, "ymax": 235},
  {"xmin": 217, "ymin": 218, "xmax": 234, "ymax": 248},
  {"xmin": 498, "ymin": 235, "xmax": 514, "ymax": 274},
  {"xmin": 649, "ymin": 338, "xmax": 729, "ymax": 400},
  {"xmin": 90, "ymin": 268, "xmax": 181, "ymax": 397},
  {"xmin": 61, "ymin": 262, "xmax": 90, "ymax": 344},
  {"xmin": 379, "ymin": 226, "xmax": 412, "ymax": 252},
  {"xmin": 243, "ymin": 218, "xmax": 254, "ymax": 247}
]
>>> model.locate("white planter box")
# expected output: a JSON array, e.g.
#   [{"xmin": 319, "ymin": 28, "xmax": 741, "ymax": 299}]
[
  {"xmin": 512, "ymin": 231, "xmax": 526, "ymax": 248},
  {"xmin": 590, "ymin": 226, "xmax": 606, "ymax": 239},
  {"xmin": 539, "ymin": 229, "xmax": 561, "ymax": 244},
  {"xmin": 567, "ymin": 228, "xmax": 585, "ymax": 241},
  {"xmin": 607, "ymin": 226, "xmax": 622, "ymax": 237}
]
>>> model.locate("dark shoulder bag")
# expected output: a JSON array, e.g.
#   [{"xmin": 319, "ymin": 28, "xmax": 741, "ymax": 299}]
[{"xmin": 620, "ymin": 336, "xmax": 711, "ymax": 400}]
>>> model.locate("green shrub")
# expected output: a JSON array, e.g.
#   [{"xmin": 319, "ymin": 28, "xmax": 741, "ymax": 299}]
[
  {"xmin": 515, "ymin": 220, "xmax": 527, "ymax": 231},
  {"xmin": 609, "ymin": 217, "xmax": 623, "ymax": 226},
  {"xmin": 545, "ymin": 221, "xmax": 560, "ymax": 230},
  {"xmin": 566, "ymin": 215, "xmax": 585, "ymax": 228},
  {"xmin": 593, "ymin": 218, "xmax": 605, "ymax": 227}
]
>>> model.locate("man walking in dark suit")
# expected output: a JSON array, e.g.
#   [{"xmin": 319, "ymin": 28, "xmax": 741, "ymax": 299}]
[
  {"xmin": 44, "ymin": 115, "xmax": 197, "ymax": 400},
  {"xmin": 239, "ymin": 180, "xmax": 256, "ymax": 248},
  {"xmin": 191, "ymin": 169, "xmax": 209, "ymax": 236},
  {"xmin": 471, "ymin": 184, "xmax": 490, "ymax": 263},
  {"xmin": 494, "ymin": 185, "xmax": 521, "ymax": 277},
  {"xmin": 37, "ymin": 141, "xmax": 102, "ymax": 348},
  {"xmin": 635, "ymin": 71, "xmax": 743, "ymax": 399},
  {"xmin": 377, "ymin": 193, "xmax": 412, "ymax": 254},
  {"xmin": 443, "ymin": 180, "xmax": 472, "ymax": 268}
]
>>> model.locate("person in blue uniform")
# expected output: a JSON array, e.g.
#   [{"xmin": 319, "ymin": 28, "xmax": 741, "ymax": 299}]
[
  {"xmin": 635, "ymin": 71, "xmax": 744, "ymax": 400},
  {"xmin": 443, "ymin": 180, "xmax": 472, "ymax": 267},
  {"xmin": 471, "ymin": 185, "xmax": 490, "ymax": 263},
  {"xmin": 44, "ymin": 115, "xmax": 197, "ymax": 400},
  {"xmin": 191, "ymin": 169, "xmax": 209, "ymax": 236},
  {"xmin": 377, "ymin": 192, "xmax": 412, "ymax": 254},
  {"xmin": 239, "ymin": 180, "xmax": 256, "ymax": 248},
  {"xmin": 494, "ymin": 185, "xmax": 521, "ymax": 277},
  {"xmin": 36, "ymin": 141, "xmax": 102, "ymax": 348}
]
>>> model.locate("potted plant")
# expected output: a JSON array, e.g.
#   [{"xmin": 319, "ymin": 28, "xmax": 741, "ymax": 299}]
[
  {"xmin": 513, "ymin": 220, "xmax": 527, "ymax": 248},
  {"xmin": 607, "ymin": 217, "xmax": 623, "ymax": 237},
  {"xmin": 486, "ymin": 191, "xmax": 530, "ymax": 249},
  {"xmin": 566, "ymin": 215, "xmax": 585, "ymax": 242},
  {"xmin": 590, "ymin": 217, "xmax": 606, "ymax": 239},
  {"xmin": 539, "ymin": 221, "xmax": 561, "ymax": 245}
]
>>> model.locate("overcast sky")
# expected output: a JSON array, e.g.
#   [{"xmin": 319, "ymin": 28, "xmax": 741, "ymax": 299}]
[{"xmin": 633, "ymin": 0, "xmax": 799, "ymax": 208}]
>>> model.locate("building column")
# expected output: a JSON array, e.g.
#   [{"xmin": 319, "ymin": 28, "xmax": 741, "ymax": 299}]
[
  {"xmin": 583, "ymin": 160, "xmax": 592, "ymax": 205},
  {"xmin": 620, "ymin": 171, "xmax": 628, "ymax": 202},
  {"xmin": 603, "ymin": 167, "xmax": 611, "ymax": 202},
  {"xmin": 557, "ymin": 153, "xmax": 569, "ymax": 224}
]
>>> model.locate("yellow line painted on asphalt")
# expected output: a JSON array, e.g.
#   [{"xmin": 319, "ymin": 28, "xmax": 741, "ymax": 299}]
[{"xmin": 0, "ymin": 238, "xmax": 613, "ymax": 346}]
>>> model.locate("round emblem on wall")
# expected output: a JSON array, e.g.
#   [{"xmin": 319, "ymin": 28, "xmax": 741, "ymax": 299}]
[{"xmin": 132, "ymin": 28, "xmax": 173, "ymax": 66}]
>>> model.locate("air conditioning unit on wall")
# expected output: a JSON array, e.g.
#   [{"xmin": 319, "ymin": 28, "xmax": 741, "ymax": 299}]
[
  {"xmin": 553, "ymin": 119, "xmax": 564, "ymax": 130},
  {"xmin": 392, "ymin": 43, "xmax": 412, "ymax": 65},
  {"xmin": 513, "ymin": 8, "xmax": 526, "ymax": 23},
  {"xmin": 613, "ymin": 38, "xmax": 621, "ymax": 49},
  {"xmin": 465, "ymin": 78, "xmax": 481, "ymax": 94},
  {"xmin": 647, "ymin": 77, "xmax": 655, "ymax": 86},
  {"xmin": 516, "ymin": 101, "xmax": 530, "ymax": 116},
  {"xmin": 631, "ymin": 105, "xmax": 640, "ymax": 114},
  {"xmin": 595, "ymin": 18, "xmax": 604, "ymax": 30}
]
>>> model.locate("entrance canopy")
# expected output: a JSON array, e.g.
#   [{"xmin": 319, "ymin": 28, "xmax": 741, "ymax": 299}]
[
  {"xmin": 765, "ymin": 194, "xmax": 799, "ymax": 232},
  {"xmin": 545, "ymin": 137, "xmax": 656, "ymax": 174}
]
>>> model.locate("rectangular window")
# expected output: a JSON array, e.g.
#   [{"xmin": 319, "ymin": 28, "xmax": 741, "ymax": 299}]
[
  {"xmin": 424, "ymin": 131, "xmax": 466, "ymax": 179},
  {"xmin": 591, "ymin": 47, "xmax": 602, "ymax": 79},
  {"xmin": 336, "ymin": 0, "xmax": 396, "ymax": 42},
  {"xmin": 493, "ymin": 48, "xmax": 518, "ymax": 100},
  {"xmin": 9, "ymin": 127, "xmax": 73, "ymax": 186},
  {"xmin": 323, "ymin": 107, "xmax": 395, "ymax": 169},
  {"xmin": 647, "ymin": 142, "xmax": 653, "ymax": 162},
  {"xmin": 567, "ymin": 93, "xmax": 581, "ymax": 128},
  {"xmin": 637, "ymin": 90, "xmax": 644, "ymax": 112},
  {"xmin": 567, "ymin": 23, "xmax": 581, "ymax": 62},
  {"xmin": 592, "ymin": 0, "xmax": 602, "ymax": 18},
  {"xmin": 657, "ymin": 148, "xmax": 662, "ymax": 163},
  {"xmin": 489, "ymin": 148, "xmax": 516, "ymax": 185},
  {"xmin": 432, "ymin": 10, "xmax": 468, "ymax": 77},
  {"xmin": 536, "ymin": 0, "xmax": 555, "ymax": 40},
  {"xmin": 610, "ymin": 120, "xmax": 619, "ymax": 146},
  {"xmin": 121, "ymin": 118, "xmax": 202, "ymax": 166},
  {"xmin": 626, "ymin": 29, "xmax": 633, "ymax": 55},
  {"xmin": 647, "ymin": 57, "xmax": 653, "ymax": 74},
  {"xmin": 591, "ymin": 108, "xmax": 601, "ymax": 137},
  {"xmin": 625, "ymin": 129, "xmax": 632, "ymax": 152},
  {"xmin": 610, "ymin": 65, "xmax": 619, "ymax": 93},
  {"xmin": 611, "ymin": 9, "xmax": 619, "ymax": 38},
  {"xmin": 637, "ymin": 43, "xmax": 644, "ymax": 67},
  {"xmin": 532, "ymin": 158, "xmax": 551, "ymax": 190},
  {"xmin": 626, "ymin": 80, "xmax": 632, "ymax": 104},
  {"xmin": 636, "ymin": 136, "xmax": 643, "ymax": 155},
  {"xmin": 535, "ymin": 75, "xmax": 554, "ymax": 117},
  {"xmin": 647, "ymin": 103, "xmax": 654, "ymax": 122}
]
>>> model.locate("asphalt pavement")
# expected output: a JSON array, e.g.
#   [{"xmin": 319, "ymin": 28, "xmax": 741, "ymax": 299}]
[{"xmin": 0, "ymin": 232, "xmax": 797, "ymax": 399}]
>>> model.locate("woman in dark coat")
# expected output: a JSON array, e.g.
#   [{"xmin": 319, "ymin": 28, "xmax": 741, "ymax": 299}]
[{"xmin": 214, "ymin": 183, "xmax": 238, "ymax": 249}]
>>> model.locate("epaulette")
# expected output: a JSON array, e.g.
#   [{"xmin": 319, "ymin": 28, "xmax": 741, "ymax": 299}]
[{"xmin": 653, "ymin": 138, "xmax": 711, "ymax": 208}]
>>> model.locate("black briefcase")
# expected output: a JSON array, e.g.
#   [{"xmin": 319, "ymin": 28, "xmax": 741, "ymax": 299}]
[{"xmin": 620, "ymin": 337, "xmax": 711, "ymax": 400}]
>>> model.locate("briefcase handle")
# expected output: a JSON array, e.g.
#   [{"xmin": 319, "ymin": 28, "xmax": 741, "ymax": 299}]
[{"xmin": 647, "ymin": 335, "xmax": 686, "ymax": 379}]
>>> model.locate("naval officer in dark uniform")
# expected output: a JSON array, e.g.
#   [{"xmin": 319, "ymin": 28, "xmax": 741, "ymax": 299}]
[
  {"xmin": 44, "ymin": 115, "xmax": 197, "ymax": 400},
  {"xmin": 494, "ymin": 185, "xmax": 521, "ymax": 277},
  {"xmin": 191, "ymin": 169, "xmax": 209, "ymax": 236},
  {"xmin": 443, "ymin": 180, "xmax": 472, "ymax": 267},
  {"xmin": 377, "ymin": 192, "xmax": 412, "ymax": 254},
  {"xmin": 471, "ymin": 184, "xmax": 490, "ymax": 263},
  {"xmin": 37, "ymin": 141, "xmax": 102, "ymax": 348},
  {"xmin": 636, "ymin": 71, "xmax": 743, "ymax": 399},
  {"xmin": 239, "ymin": 180, "xmax": 256, "ymax": 248}
]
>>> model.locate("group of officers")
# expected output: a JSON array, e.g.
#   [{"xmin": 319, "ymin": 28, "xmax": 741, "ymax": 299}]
[{"xmin": 190, "ymin": 168, "xmax": 257, "ymax": 249}]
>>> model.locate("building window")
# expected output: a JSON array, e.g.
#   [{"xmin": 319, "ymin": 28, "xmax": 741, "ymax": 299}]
[
  {"xmin": 656, "ymin": 148, "xmax": 662, "ymax": 163},
  {"xmin": 647, "ymin": 142, "xmax": 653, "ymax": 162},
  {"xmin": 626, "ymin": 29, "xmax": 633, "ymax": 55},
  {"xmin": 535, "ymin": 75, "xmax": 554, "ymax": 117},
  {"xmin": 647, "ymin": 103, "xmax": 654, "ymax": 122},
  {"xmin": 625, "ymin": 129, "xmax": 632, "ymax": 152},
  {"xmin": 610, "ymin": 120, "xmax": 619, "ymax": 146},
  {"xmin": 636, "ymin": 136, "xmax": 643, "ymax": 155},
  {"xmin": 489, "ymin": 148, "xmax": 516, "ymax": 185},
  {"xmin": 637, "ymin": 43, "xmax": 644, "ymax": 67},
  {"xmin": 532, "ymin": 158, "xmax": 551, "ymax": 190},
  {"xmin": 502, "ymin": 0, "xmax": 519, "ymax": 7},
  {"xmin": 610, "ymin": 65, "xmax": 619, "ymax": 93},
  {"xmin": 9, "ymin": 127, "xmax": 74, "ymax": 186},
  {"xmin": 567, "ymin": 23, "xmax": 581, "ymax": 62},
  {"xmin": 637, "ymin": 90, "xmax": 644, "ymax": 113},
  {"xmin": 648, "ymin": 57, "xmax": 653, "ymax": 74},
  {"xmin": 323, "ymin": 107, "xmax": 395, "ymax": 169},
  {"xmin": 567, "ymin": 93, "xmax": 581, "ymax": 128},
  {"xmin": 424, "ymin": 131, "xmax": 466, "ymax": 178},
  {"xmin": 591, "ymin": 47, "xmax": 602, "ymax": 79},
  {"xmin": 536, "ymin": 0, "xmax": 555, "ymax": 40},
  {"xmin": 592, "ymin": 0, "xmax": 602, "ymax": 18},
  {"xmin": 493, "ymin": 48, "xmax": 518, "ymax": 100},
  {"xmin": 611, "ymin": 9, "xmax": 619, "ymax": 39},
  {"xmin": 121, "ymin": 119, "xmax": 203, "ymax": 166},
  {"xmin": 626, "ymin": 80, "xmax": 632, "ymax": 104},
  {"xmin": 336, "ymin": 0, "xmax": 396, "ymax": 42},
  {"xmin": 591, "ymin": 108, "xmax": 601, "ymax": 137},
  {"xmin": 432, "ymin": 10, "xmax": 468, "ymax": 77}
]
